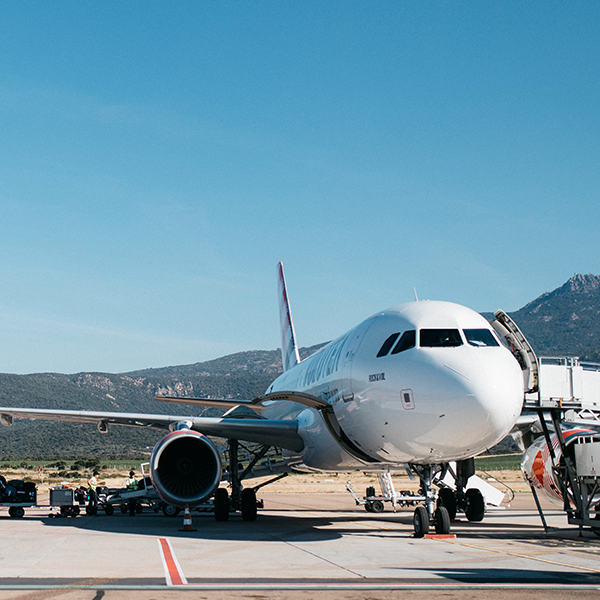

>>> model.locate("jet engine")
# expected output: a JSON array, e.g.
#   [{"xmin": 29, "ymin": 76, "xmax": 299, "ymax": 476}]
[
  {"xmin": 521, "ymin": 427, "xmax": 600, "ymax": 506},
  {"xmin": 150, "ymin": 429, "xmax": 222, "ymax": 508}
]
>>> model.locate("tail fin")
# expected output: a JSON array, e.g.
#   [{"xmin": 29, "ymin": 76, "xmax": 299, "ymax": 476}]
[{"xmin": 277, "ymin": 262, "xmax": 300, "ymax": 372}]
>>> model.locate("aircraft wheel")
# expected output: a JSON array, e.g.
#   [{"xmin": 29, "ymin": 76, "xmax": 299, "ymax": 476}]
[
  {"xmin": 371, "ymin": 500, "xmax": 385, "ymax": 513},
  {"xmin": 413, "ymin": 506, "xmax": 429, "ymax": 538},
  {"xmin": 434, "ymin": 506, "xmax": 450, "ymax": 535},
  {"xmin": 241, "ymin": 488, "xmax": 257, "ymax": 522},
  {"xmin": 437, "ymin": 487, "xmax": 457, "ymax": 520},
  {"xmin": 214, "ymin": 488, "xmax": 230, "ymax": 522},
  {"xmin": 104, "ymin": 505, "xmax": 114, "ymax": 516},
  {"xmin": 465, "ymin": 488, "xmax": 485, "ymax": 522}
]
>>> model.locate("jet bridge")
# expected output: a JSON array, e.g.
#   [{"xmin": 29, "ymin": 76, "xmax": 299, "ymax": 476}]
[{"xmin": 492, "ymin": 310, "xmax": 600, "ymax": 535}]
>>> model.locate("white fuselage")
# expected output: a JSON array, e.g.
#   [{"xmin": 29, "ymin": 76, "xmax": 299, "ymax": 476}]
[{"xmin": 264, "ymin": 300, "xmax": 524, "ymax": 471}]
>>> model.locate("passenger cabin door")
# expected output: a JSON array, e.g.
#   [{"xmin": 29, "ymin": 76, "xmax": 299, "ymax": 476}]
[{"xmin": 491, "ymin": 310, "xmax": 539, "ymax": 394}]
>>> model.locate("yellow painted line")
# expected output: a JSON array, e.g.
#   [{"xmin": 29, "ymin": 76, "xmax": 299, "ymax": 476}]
[{"xmin": 440, "ymin": 538, "xmax": 600, "ymax": 574}]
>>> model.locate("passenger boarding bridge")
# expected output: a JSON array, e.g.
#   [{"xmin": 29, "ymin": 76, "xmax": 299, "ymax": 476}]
[
  {"xmin": 492, "ymin": 310, "xmax": 600, "ymax": 534},
  {"xmin": 525, "ymin": 356, "xmax": 600, "ymax": 423}
]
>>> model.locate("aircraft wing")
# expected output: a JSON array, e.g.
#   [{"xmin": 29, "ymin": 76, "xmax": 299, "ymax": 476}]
[{"xmin": 0, "ymin": 407, "xmax": 304, "ymax": 452}]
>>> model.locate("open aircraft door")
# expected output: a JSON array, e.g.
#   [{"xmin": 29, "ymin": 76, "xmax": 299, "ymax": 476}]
[{"xmin": 491, "ymin": 310, "xmax": 539, "ymax": 395}]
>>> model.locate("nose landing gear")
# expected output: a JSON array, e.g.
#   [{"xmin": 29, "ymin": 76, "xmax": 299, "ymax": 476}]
[{"xmin": 410, "ymin": 465, "xmax": 451, "ymax": 537}]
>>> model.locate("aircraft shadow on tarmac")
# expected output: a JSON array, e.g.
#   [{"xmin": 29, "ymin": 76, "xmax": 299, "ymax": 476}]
[
  {"xmin": 36, "ymin": 510, "xmax": 348, "ymax": 542},
  {"xmin": 19, "ymin": 505, "xmax": 600, "ymax": 544},
  {"xmin": 427, "ymin": 567, "xmax": 600, "ymax": 585}
]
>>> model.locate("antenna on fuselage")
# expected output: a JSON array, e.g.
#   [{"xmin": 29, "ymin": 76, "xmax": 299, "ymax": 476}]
[{"xmin": 413, "ymin": 288, "xmax": 419, "ymax": 301}]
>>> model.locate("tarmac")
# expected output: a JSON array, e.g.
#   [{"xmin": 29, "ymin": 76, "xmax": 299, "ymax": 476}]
[{"xmin": 0, "ymin": 491, "xmax": 599, "ymax": 599}]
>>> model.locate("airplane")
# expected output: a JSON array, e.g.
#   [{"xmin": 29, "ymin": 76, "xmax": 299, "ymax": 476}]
[{"xmin": 0, "ymin": 262, "xmax": 525, "ymax": 536}]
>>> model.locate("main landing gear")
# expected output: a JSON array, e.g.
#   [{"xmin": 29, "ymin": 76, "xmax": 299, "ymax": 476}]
[{"xmin": 213, "ymin": 439, "xmax": 286, "ymax": 522}]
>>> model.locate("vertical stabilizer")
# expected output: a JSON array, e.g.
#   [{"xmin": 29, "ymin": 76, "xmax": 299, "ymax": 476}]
[{"xmin": 277, "ymin": 262, "xmax": 301, "ymax": 372}]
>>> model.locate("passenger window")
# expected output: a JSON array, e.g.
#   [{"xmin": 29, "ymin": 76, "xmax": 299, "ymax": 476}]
[
  {"xmin": 420, "ymin": 329, "xmax": 463, "ymax": 347},
  {"xmin": 377, "ymin": 333, "xmax": 400, "ymax": 357},
  {"xmin": 464, "ymin": 329, "xmax": 500, "ymax": 347},
  {"xmin": 391, "ymin": 330, "xmax": 416, "ymax": 354}
]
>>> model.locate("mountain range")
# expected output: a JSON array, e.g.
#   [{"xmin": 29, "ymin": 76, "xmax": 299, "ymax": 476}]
[{"xmin": 1, "ymin": 274, "xmax": 599, "ymax": 458}]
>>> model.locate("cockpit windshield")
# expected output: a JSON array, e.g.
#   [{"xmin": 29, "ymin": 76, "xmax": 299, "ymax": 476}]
[
  {"xmin": 391, "ymin": 330, "xmax": 416, "ymax": 354},
  {"xmin": 376, "ymin": 330, "xmax": 416, "ymax": 357},
  {"xmin": 420, "ymin": 329, "xmax": 463, "ymax": 347},
  {"xmin": 463, "ymin": 329, "xmax": 499, "ymax": 347}
]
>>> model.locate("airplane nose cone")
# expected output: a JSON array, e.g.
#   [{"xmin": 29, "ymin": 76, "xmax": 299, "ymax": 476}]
[
  {"xmin": 373, "ymin": 348, "xmax": 524, "ymax": 463},
  {"xmin": 454, "ymin": 351, "xmax": 524, "ymax": 447}
]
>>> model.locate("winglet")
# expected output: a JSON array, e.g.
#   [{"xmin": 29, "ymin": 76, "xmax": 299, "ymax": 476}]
[{"xmin": 277, "ymin": 262, "xmax": 300, "ymax": 372}]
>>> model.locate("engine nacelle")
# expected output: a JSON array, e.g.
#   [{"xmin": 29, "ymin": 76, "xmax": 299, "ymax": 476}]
[
  {"xmin": 521, "ymin": 427, "xmax": 599, "ymax": 506},
  {"xmin": 150, "ymin": 429, "xmax": 222, "ymax": 508}
]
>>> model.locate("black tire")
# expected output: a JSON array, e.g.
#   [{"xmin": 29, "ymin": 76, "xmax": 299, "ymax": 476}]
[
  {"xmin": 241, "ymin": 488, "xmax": 257, "ymax": 522},
  {"xmin": 465, "ymin": 488, "xmax": 485, "ymax": 522},
  {"xmin": 438, "ymin": 487, "xmax": 457, "ymax": 520},
  {"xmin": 364, "ymin": 502, "xmax": 374, "ymax": 512},
  {"xmin": 434, "ymin": 506, "xmax": 450, "ymax": 534},
  {"xmin": 136, "ymin": 503, "xmax": 143, "ymax": 514},
  {"xmin": 104, "ymin": 505, "xmax": 114, "ymax": 516},
  {"xmin": 413, "ymin": 505, "xmax": 429, "ymax": 538},
  {"xmin": 214, "ymin": 488, "xmax": 230, "ymax": 522},
  {"xmin": 120, "ymin": 504, "xmax": 128, "ymax": 514},
  {"xmin": 12, "ymin": 506, "xmax": 25, "ymax": 518},
  {"xmin": 162, "ymin": 504, "xmax": 181, "ymax": 517},
  {"xmin": 371, "ymin": 500, "xmax": 385, "ymax": 513},
  {"xmin": 8, "ymin": 507, "xmax": 15, "ymax": 517}
]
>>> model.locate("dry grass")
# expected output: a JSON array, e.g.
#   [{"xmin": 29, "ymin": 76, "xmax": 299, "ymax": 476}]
[{"xmin": 1, "ymin": 464, "xmax": 529, "ymax": 506}]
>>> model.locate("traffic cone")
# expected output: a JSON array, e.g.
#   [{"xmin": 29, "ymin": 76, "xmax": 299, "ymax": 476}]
[{"xmin": 179, "ymin": 504, "xmax": 197, "ymax": 532}]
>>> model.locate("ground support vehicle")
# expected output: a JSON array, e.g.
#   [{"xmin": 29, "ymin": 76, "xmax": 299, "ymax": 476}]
[
  {"xmin": 100, "ymin": 465, "xmax": 181, "ymax": 516},
  {"xmin": 99, "ymin": 485, "xmax": 166, "ymax": 515},
  {"xmin": 0, "ymin": 477, "xmax": 37, "ymax": 518},
  {"xmin": 346, "ymin": 472, "xmax": 425, "ymax": 514},
  {"xmin": 48, "ymin": 487, "xmax": 87, "ymax": 517}
]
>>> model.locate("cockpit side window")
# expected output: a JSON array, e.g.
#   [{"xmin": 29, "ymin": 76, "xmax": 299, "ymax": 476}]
[
  {"xmin": 463, "ymin": 329, "xmax": 500, "ymax": 347},
  {"xmin": 391, "ymin": 330, "xmax": 416, "ymax": 354},
  {"xmin": 376, "ymin": 333, "xmax": 400, "ymax": 357},
  {"xmin": 420, "ymin": 329, "xmax": 463, "ymax": 347}
]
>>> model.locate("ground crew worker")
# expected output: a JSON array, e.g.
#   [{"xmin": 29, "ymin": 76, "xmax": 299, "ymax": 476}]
[
  {"xmin": 125, "ymin": 470, "xmax": 138, "ymax": 516},
  {"xmin": 87, "ymin": 469, "xmax": 99, "ymax": 515}
]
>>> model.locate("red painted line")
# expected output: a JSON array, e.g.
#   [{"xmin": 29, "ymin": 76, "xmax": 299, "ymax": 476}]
[
  {"xmin": 424, "ymin": 534, "xmax": 457, "ymax": 539},
  {"xmin": 158, "ymin": 538, "xmax": 187, "ymax": 586}
]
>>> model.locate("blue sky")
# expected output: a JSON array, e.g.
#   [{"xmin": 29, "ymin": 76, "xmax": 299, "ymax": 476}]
[{"xmin": 0, "ymin": 2, "xmax": 598, "ymax": 374}]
